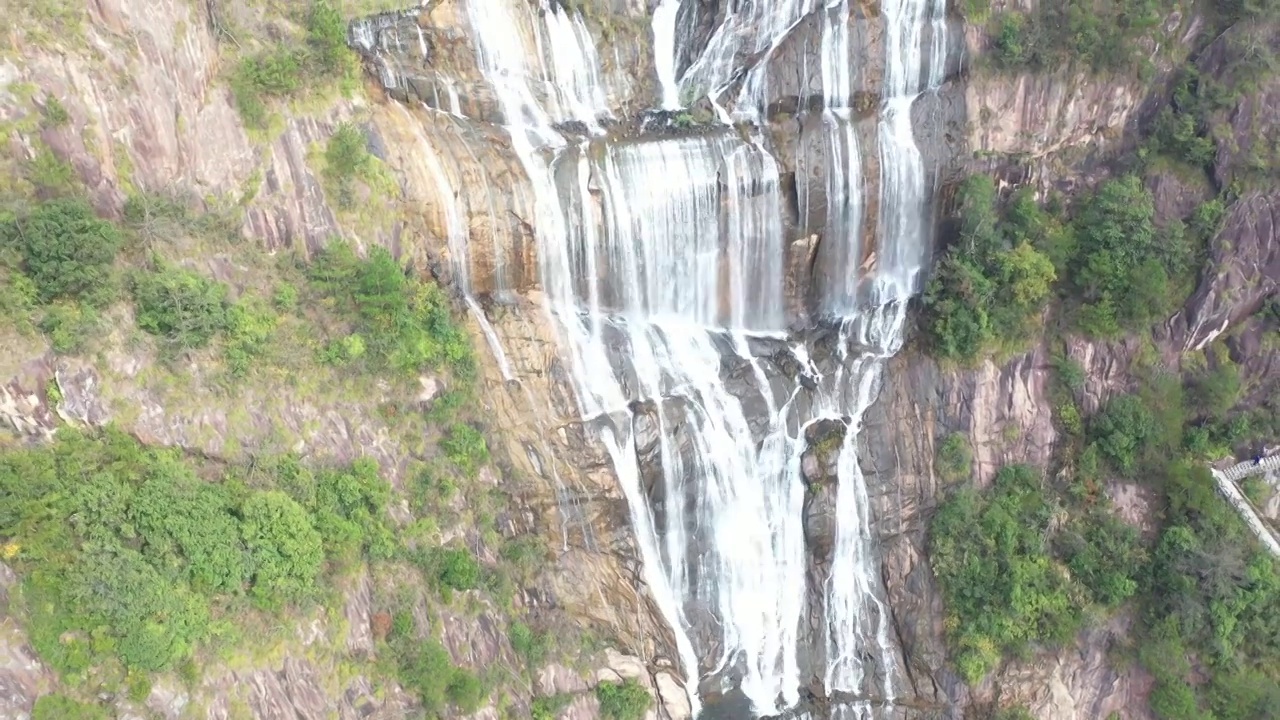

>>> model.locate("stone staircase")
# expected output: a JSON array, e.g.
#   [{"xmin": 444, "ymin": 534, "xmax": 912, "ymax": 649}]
[
  {"xmin": 1211, "ymin": 454, "xmax": 1280, "ymax": 558},
  {"xmin": 1221, "ymin": 454, "xmax": 1280, "ymax": 482}
]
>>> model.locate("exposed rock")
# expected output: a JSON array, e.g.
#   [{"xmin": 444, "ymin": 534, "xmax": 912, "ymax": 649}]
[
  {"xmin": 1146, "ymin": 165, "xmax": 1212, "ymax": 229},
  {"xmin": 987, "ymin": 616, "xmax": 1154, "ymax": 720},
  {"xmin": 0, "ymin": 589, "xmax": 51, "ymax": 720},
  {"xmin": 1197, "ymin": 23, "xmax": 1280, "ymax": 189},
  {"xmin": 1171, "ymin": 191, "xmax": 1280, "ymax": 350},
  {"xmin": 344, "ymin": 571, "xmax": 374, "ymax": 656}
]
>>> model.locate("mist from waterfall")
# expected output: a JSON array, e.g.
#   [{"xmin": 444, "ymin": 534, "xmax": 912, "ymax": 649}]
[{"xmin": 400, "ymin": 0, "xmax": 954, "ymax": 715}]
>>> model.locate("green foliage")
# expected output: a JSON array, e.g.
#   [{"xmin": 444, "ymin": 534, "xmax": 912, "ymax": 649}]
[
  {"xmin": 229, "ymin": 1, "xmax": 356, "ymax": 129},
  {"xmin": 42, "ymin": 97, "xmax": 70, "ymax": 126},
  {"xmin": 1067, "ymin": 175, "xmax": 1191, "ymax": 336},
  {"xmin": 231, "ymin": 49, "xmax": 303, "ymax": 129},
  {"xmin": 388, "ymin": 633, "xmax": 488, "ymax": 714},
  {"xmin": 936, "ymin": 433, "xmax": 972, "ymax": 483},
  {"xmin": 28, "ymin": 147, "xmax": 78, "ymax": 195},
  {"xmin": 984, "ymin": 1, "xmax": 1172, "ymax": 76},
  {"xmin": 442, "ymin": 423, "xmax": 489, "ymax": 478},
  {"xmin": 991, "ymin": 13, "xmax": 1027, "ymax": 66},
  {"xmin": 532, "ymin": 694, "xmax": 572, "ymax": 720},
  {"xmin": 323, "ymin": 123, "xmax": 370, "ymax": 208},
  {"xmin": 510, "ymin": 620, "xmax": 550, "ymax": 667},
  {"xmin": 273, "ymin": 282, "xmax": 299, "ymax": 311},
  {"xmin": 307, "ymin": 0, "xmax": 350, "ymax": 75},
  {"xmin": 240, "ymin": 491, "xmax": 324, "ymax": 606},
  {"xmin": 1189, "ymin": 352, "xmax": 1241, "ymax": 419},
  {"xmin": 223, "ymin": 297, "xmax": 278, "ymax": 377},
  {"xmin": 307, "ymin": 243, "xmax": 474, "ymax": 378},
  {"xmin": 1089, "ymin": 394, "xmax": 1159, "ymax": 476},
  {"xmin": 38, "ymin": 301, "xmax": 100, "ymax": 354},
  {"xmin": 596, "ymin": 679, "xmax": 651, "ymax": 720},
  {"xmin": 2, "ymin": 198, "xmax": 121, "ymax": 305},
  {"xmin": 930, "ymin": 465, "xmax": 1083, "ymax": 683},
  {"xmin": 0, "ymin": 428, "xmax": 402, "ymax": 683},
  {"xmin": 433, "ymin": 547, "xmax": 482, "ymax": 592},
  {"xmin": 131, "ymin": 265, "xmax": 230, "ymax": 352},
  {"xmin": 923, "ymin": 177, "xmax": 1058, "ymax": 362},
  {"xmin": 308, "ymin": 458, "xmax": 397, "ymax": 565},
  {"xmin": 32, "ymin": 694, "xmax": 109, "ymax": 720},
  {"xmin": 1056, "ymin": 509, "xmax": 1146, "ymax": 606}
]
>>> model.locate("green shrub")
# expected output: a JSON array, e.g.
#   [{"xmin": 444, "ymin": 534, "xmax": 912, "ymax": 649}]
[
  {"xmin": 388, "ymin": 634, "xmax": 485, "ymax": 713},
  {"xmin": 1067, "ymin": 175, "xmax": 1193, "ymax": 336},
  {"xmin": 991, "ymin": 13, "xmax": 1027, "ymax": 66},
  {"xmin": 532, "ymin": 694, "xmax": 572, "ymax": 720},
  {"xmin": 42, "ymin": 97, "xmax": 70, "ymax": 126},
  {"xmin": 131, "ymin": 266, "xmax": 229, "ymax": 351},
  {"xmin": 231, "ymin": 49, "xmax": 303, "ymax": 129},
  {"xmin": 989, "ymin": 0, "xmax": 1171, "ymax": 75},
  {"xmin": 435, "ymin": 547, "xmax": 482, "ymax": 592},
  {"xmin": 32, "ymin": 694, "xmax": 108, "ymax": 720},
  {"xmin": 223, "ymin": 297, "xmax": 278, "ymax": 377},
  {"xmin": 307, "ymin": 0, "xmax": 350, "ymax": 75},
  {"xmin": 39, "ymin": 301, "xmax": 99, "ymax": 354},
  {"xmin": 307, "ymin": 243, "xmax": 474, "ymax": 378},
  {"xmin": 596, "ymin": 679, "xmax": 651, "ymax": 720},
  {"xmin": 131, "ymin": 468, "xmax": 250, "ymax": 594},
  {"xmin": 510, "ymin": 620, "xmax": 550, "ymax": 667},
  {"xmin": 446, "ymin": 668, "xmax": 486, "ymax": 712},
  {"xmin": 3, "ymin": 198, "xmax": 121, "ymax": 305},
  {"xmin": 1089, "ymin": 394, "xmax": 1158, "ymax": 476},
  {"xmin": 930, "ymin": 465, "xmax": 1082, "ymax": 683},
  {"xmin": 0, "ymin": 430, "xmax": 399, "ymax": 684},
  {"xmin": 272, "ymin": 282, "xmax": 299, "ymax": 310},
  {"xmin": 229, "ymin": 1, "xmax": 355, "ymax": 129},
  {"xmin": 240, "ymin": 491, "xmax": 324, "ymax": 605},
  {"xmin": 923, "ymin": 176, "xmax": 1057, "ymax": 363},
  {"xmin": 1190, "ymin": 354, "xmax": 1241, "ymax": 419},
  {"xmin": 442, "ymin": 423, "xmax": 489, "ymax": 477},
  {"xmin": 309, "ymin": 458, "xmax": 396, "ymax": 564},
  {"xmin": 68, "ymin": 545, "xmax": 212, "ymax": 671},
  {"xmin": 935, "ymin": 433, "xmax": 972, "ymax": 483},
  {"xmin": 28, "ymin": 147, "xmax": 78, "ymax": 195},
  {"xmin": 1056, "ymin": 509, "xmax": 1146, "ymax": 606},
  {"xmin": 323, "ymin": 122, "xmax": 370, "ymax": 208}
]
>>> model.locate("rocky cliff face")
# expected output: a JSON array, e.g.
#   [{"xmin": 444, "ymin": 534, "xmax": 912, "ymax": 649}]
[
  {"xmin": 0, "ymin": 1, "xmax": 691, "ymax": 718},
  {"xmin": 5, "ymin": 0, "xmax": 1273, "ymax": 719}
]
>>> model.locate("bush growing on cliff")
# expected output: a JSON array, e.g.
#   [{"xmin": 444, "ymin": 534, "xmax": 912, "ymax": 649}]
[
  {"xmin": 32, "ymin": 694, "xmax": 109, "ymax": 720},
  {"xmin": 983, "ymin": 0, "xmax": 1171, "ymax": 76},
  {"xmin": 307, "ymin": 242, "xmax": 475, "ymax": 379},
  {"xmin": 1, "ymin": 198, "xmax": 122, "ymax": 305},
  {"xmin": 922, "ymin": 177, "xmax": 1057, "ymax": 363},
  {"xmin": 1066, "ymin": 175, "xmax": 1193, "ymax": 336},
  {"xmin": 131, "ymin": 265, "xmax": 230, "ymax": 351},
  {"xmin": 0, "ymin": 429, "xmax": 400, "ymax": 681},
  {"xmin": 596, "ymin": 679, "xmax": 651, "ymax": 720},
  {"xmin": 322, "ymin": 122, "xmax": 371, "ymax": 208},
  {"xmin": 229, "ymin": 1, "xmax": 357, "ymax": 129},
  {"xmin": 930, "ymin": 465, "xmax": 1084, "ymax": 683}
]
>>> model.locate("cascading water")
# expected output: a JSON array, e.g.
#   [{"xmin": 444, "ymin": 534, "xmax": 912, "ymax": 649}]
[{"xmin": 373, "ymin": 0, "xmax": 950, "ymax": 715}]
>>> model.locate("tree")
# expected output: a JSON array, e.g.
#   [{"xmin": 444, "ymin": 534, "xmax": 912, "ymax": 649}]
[
  {"xmin": 240, "ymin": 491, "xmax": 324, "ymax": 604},
  {"xmin": 5, "ymin": 198, "xmax": 122, "ymax": 304},
  {"xmin": 131, "ymin": 266, "xmax": 229, "ymax": 350}
]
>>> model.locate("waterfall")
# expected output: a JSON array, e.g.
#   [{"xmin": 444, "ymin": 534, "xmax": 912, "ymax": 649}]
[{"xmin": 391, "ymin": 0, "xmax": 953, "ymax": 715}]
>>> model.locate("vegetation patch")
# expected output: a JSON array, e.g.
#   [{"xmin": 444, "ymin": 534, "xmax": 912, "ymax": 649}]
[
  {"xmin": 922, "ymin": 176, "xmax": 1058, "ymax": 363},
  {"xmin": 228, "ymin": 0, "xmax": 361, "ymax": 131},
  {"xmin": 596, "ymin": 678, "xmax": 651, "ymax": 720}
]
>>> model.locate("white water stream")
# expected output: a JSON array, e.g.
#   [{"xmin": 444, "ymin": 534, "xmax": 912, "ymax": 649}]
[{"xmin": 366, "ymin": 0, "xmax": 952, "ymax": 714}]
